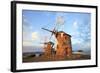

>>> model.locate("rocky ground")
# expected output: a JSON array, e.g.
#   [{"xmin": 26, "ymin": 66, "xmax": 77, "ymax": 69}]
[{"xmin": 23, "ymin": 54, "xmax": 91, "ymax": 63}]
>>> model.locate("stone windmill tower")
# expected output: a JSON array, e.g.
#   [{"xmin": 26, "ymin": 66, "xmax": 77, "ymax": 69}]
[
  {"xmin": 42, "ymin": 28, "xmax": 72, "ymax": 58},
  {"xmin": 55, "ymin": 31, "xmax": 72, "ymax": 58},
  {"xmin": 43, "ymin": 42, "xmax": 54, "ymax": 56},
  {"xmin": 40, "ymin": 36, "xmax": 54, "ymax": 56},
  {"xmin": 42, "ymin": 16, "xmax": 72, "ymax": 59}
]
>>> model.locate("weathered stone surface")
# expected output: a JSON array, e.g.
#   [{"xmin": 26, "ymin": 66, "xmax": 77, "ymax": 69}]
[
  {"xmin": 55, "ymin": 31, "xmax": 72, "ymax": 58},
  {"xmin": 43, "ymin": 31, "xmax": 72, "ymax": 59}
]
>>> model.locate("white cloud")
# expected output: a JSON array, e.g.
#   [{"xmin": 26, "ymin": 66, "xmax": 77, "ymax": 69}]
[
  {"xmin": 72, "ymin": 20, "xmax": 87, "ymax": 45},
  {"xmin": 73, "ymin": 20, "xmax": 78, "ymax": 29},
  {"xmin": 32, "ymin": 32, "xmax": 39, "ymax": 41},
  {"xmin": 23, "ymin": 41, "xmax": 33, "ymax": 46},
  {"xmin": 23, "ymin": 31, "xmax": 40, "ymax": 46},
  {"xmin": 72, "ymin": 37, "xmax": 83, "ymax": 45},
  {"xmin": 23, "ymin": 31, "xmax": 39, "ymax": 41},
  {"xmin": 82, "ymin": 42, "xmax": 90, "ymax": 49},
  {"xmin": 71, "ymin": 20, "xmax": 79, "ymax": 36},
  {"xmin": 23, "ymin": 31, "xmax": 31, "ymax": 41},
  {"xmin": 72, "ymin": 20, "xmax": 91, "ymax": 51},
  {"xmin": 23, "ymin": 14, "xmax": 33, "ymax": 32}
]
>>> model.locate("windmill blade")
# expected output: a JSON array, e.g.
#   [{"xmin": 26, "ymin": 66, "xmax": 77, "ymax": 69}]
[
  {"xmin": 56, "ymin": 16, "xmax": 65, "ymax": 25},
  {"xmin": 49, "ymin": 28, "xmax": 56, "ymax": 40},
  {"xmin": 39, "ymin": 42, "xmax": 44, "ymax": 44},
  {"xmin": 49, "ymin": 32, "xmax": 53, "ymax": 40},
  {"xmin": 39, "ymin": 42, "xmax": 48, "ymax": 44},
  {"xmin": 39, "ymin": 36, "xmax": 49, "ymax": 48}
]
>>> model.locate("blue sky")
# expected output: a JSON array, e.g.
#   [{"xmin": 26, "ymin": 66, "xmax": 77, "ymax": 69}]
[{"xmin": 22, "ymin": 10, "xmax": 91, "ymax": 53}]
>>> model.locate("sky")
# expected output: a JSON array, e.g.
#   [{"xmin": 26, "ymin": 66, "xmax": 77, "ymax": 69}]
[{"xmin": 22, "ymin": 10, "xmax": 91, "ymax": 53}]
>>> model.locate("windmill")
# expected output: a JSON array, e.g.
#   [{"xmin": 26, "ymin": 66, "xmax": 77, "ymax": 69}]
[
  {"xmin": 42, "ymin": 16, "xmax": 65, "ymax": 49},
  {"xmin": 42, "ymin": 16, "xmax": 72, "ymax": 58},
  {"xmin": 40, "ymin": 36, "xmax": 54, "ymax": 56}
]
